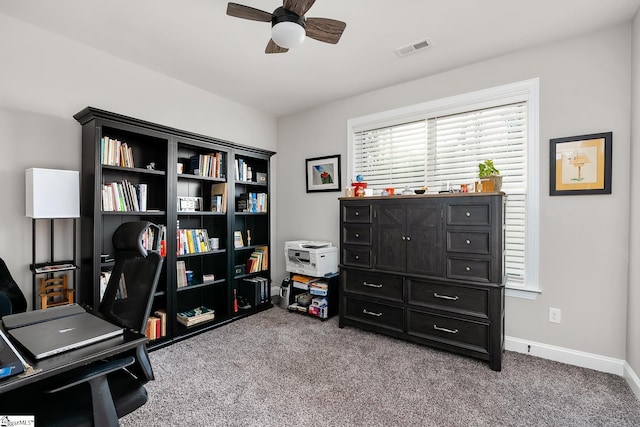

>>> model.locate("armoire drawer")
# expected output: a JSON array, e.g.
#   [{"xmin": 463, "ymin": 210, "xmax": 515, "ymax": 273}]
[
  {"xmin": 406, "ymin": 279, "xmax": 489, "ymax": 318},
  {"xmin": 344, "ymin": 297, "xmax": 403, "ymax": 333},
  {"xmin": 447, "ymin": 203, "xmax": 491, "ymax": 226},
  {"xmin": 343, "ymin": 205, "xmax": 372, "ymax": 223},
  {"xmin": 447, "ymin": 230, "xmax": 491, "ymax": 254},
  {"xmin": 407, "ymin": 310, "xmax": 489, "ymax": 352},
  {"xmin": 447, "ymin": 257, "xmax": 491, "ymax": 282},
  {"xmin": 342, "ymin": 247, "xmax": 372, "ymax": 268},
  {"xmin": 342, "ymin": 225, "xmax": 372, "ymax": 246},
  {"xmin": 343, "ymin": 269, "xmax": 403, "ymax": 302}
]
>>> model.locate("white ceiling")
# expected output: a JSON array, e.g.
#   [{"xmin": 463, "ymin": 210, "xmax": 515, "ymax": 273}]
[{"xmin": 1, "ymin": 0, "xmax": 639, "ymax": 117}]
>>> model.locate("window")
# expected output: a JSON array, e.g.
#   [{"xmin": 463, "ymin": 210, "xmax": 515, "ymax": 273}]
[{"xmin": 347, "ymin": 79, "xmax": 540, "ymax": 298}]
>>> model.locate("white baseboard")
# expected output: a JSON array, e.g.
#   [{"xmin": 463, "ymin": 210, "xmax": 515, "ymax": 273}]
[
  {"xmin": 624, "ymin": 362, "xmax": 640, "ymax": 401},
  {"xmin": 506, "ymin": 337, "xmax": 640, "ymax": 400},
  {"xmin": 505, "ymin": 336, "xmax": 625, "ymax": 375}
]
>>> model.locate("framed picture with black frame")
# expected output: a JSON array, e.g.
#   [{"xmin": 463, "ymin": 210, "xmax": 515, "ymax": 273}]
[
  {"xmin": 305, "ymin": 154, "xmax": 341, "ymax": 193},
  {"xmin": 550, "ymin": 132, "xmax": 612, "ymax": 196}
]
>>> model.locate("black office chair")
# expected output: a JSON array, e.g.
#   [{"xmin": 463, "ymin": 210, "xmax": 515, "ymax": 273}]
[
  {"xmin": 0, "ymin": 257, "xmax": 28, "ymax": 318},
  {"xmin": 0, "ymin": 221, "xmax": 163, "ymax": 427}
]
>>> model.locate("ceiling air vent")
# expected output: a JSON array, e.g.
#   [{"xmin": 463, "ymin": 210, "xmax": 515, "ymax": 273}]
[{"xmin": 395, "ymin": 38, "xmax": 432, "ymax": 58}]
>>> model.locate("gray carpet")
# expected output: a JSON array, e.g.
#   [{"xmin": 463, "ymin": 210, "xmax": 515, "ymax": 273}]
[{"xmin": 121, "ymin": 307, "xmax": 640, "ymax": 427}]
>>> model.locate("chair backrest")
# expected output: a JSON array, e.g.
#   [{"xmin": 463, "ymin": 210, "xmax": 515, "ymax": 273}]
[
  {"xmin": 98, "ymin": 222, "xmax": 164, "ymax": 334},
  {"xmin": 0, "ymin": 257, "xmax": 27, "ymax": 316},
  {"xmin": 0, "ymin": 292, "xmax": 12, "ymax": 317}
]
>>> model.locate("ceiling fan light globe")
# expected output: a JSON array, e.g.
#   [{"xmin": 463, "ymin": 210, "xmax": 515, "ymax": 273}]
[{"xmin": 271, "ymin": 21, "xmax": 305, "ymax": 49}]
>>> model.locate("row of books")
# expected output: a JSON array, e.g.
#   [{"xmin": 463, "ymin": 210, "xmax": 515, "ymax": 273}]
[
  {"xmin": 188, "ymin": 152, "xmax": 224, "ymax": 179},
  {"xmin": 235, "ymin": 158, "xmax": 252, "ymax": 182},
  {"xmin": 146, "ymin": 309, "xmax": 167, "ymax": 340},
  {"xmin": 246, "ymin": 246, "xmax": 268, "ymax": 273},
  {"xmin": 142, "ymin": 224, "xmax": 166, "ymax": 255},
  {"xmin": 101, "ymin": 136, "xmax": 135, "ymax": 168},
  {"xmin": 177, "ymin": 306, "xmax": 215, "ymax": 327},
  {"xmin": 236, "ymin": 192, "xmax": 267, "ymax": 213},
  {"xmin": 238, "ymin": 277, "xmax": 269, "ymax": 308},
  {"xmin": 102, "ymin": 181, "xmax": 147, "ymax": 212},
  {"xmin": 177, "ymin": 228, "xmax": 215, "ymax": 255}
]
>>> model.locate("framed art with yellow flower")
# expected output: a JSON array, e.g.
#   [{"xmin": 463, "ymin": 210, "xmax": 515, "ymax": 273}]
[{"xmin": 550, "ymin": 132, "xmax": 612, "ymax": 196}]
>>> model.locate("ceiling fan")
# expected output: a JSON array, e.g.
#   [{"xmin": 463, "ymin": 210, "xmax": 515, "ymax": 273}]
[{"xmin": 226, "ymin": 1, "xmax": 346, "ymax": 54}]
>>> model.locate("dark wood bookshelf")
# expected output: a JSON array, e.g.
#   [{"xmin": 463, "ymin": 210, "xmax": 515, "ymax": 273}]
[{"xmin": 75, "ymin": 107, "xmax": 274, "ymax": 349}]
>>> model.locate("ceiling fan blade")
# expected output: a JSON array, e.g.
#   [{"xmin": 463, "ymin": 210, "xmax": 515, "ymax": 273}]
[
  {"xmin": 283, "ymin": 0, "xmax": 316, "ymax": 16},
  {"xmin": 305, "ymin": 18, "xmax": 346, "ymax": 44},
  {"xmin": 226, "ymin": 3, "xmax": 273, "ymax": 22},
  {"xmin": 266, "ymin": 39, "xmax": 289, "ymax": 54}
]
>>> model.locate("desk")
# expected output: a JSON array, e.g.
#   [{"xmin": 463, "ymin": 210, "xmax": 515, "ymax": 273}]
[
  {"xmin": 0, "ymin": 325, "xmax": 147, "ymax": 395},
  {"xmin": 0, "ymin": 319, "xmax": 148, "ymax": 426}
]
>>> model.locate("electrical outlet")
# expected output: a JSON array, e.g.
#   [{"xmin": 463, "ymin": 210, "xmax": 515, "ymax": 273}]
[{"xmin": 549, "ymin": 308, "xmax": 561, "ymax": 324}]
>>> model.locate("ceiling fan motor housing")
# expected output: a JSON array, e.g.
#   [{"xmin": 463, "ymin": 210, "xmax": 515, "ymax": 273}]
[{"xmin": 272, "ymin": 7, "xmax": 306, "ymax": 28}]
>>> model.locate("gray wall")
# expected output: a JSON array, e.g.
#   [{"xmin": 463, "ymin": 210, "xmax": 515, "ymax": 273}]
[
  {"xmin": 275, "ymin": 24, "xmax": 634, "ymax": 363},
  {"xmin": 628, "ymin": 11, "xmax": 640, "ymax": 376},
  {"xmin": 0, "ymin": 14, "xmax": 278, "ymax": 307},
  {"xmin": 1, "ymin": 10, "xmax": 638, "ymax": 378}
]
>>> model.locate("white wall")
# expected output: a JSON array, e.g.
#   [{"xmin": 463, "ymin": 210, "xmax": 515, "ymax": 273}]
[
  {"xmin": 275, "ymin": 25, "xmax": 633, "ymax": 360},
  {"xmin": 0, "ymin": 14, "xmax": 277, "ymax": 307},
  {"xmin": 627, "ymin": 10, "xmax": 640, "ymax": 376}
]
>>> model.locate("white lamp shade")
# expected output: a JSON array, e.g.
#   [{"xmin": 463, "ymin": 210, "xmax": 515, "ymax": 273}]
[
  {"xmin": 271, "ymin": 21, "xmax": 306, "ymax": 49},
  {"xmin": 26, "ymin": 168, "xmax": 80, "ymax": 218}
]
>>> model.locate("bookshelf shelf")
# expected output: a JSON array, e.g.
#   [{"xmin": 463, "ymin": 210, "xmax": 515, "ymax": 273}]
[
  {"xmin": 75, "ymin": 107, "xmax": 274, "ymax": 349},
  {"xmin": 102, "ymin": 164, "xmax": 166, "ymax": 176}
]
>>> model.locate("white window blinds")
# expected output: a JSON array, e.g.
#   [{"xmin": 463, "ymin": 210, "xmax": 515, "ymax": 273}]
[{"xmin": 353, "ymin": 102, "xmax": 527, "ymax": 285}]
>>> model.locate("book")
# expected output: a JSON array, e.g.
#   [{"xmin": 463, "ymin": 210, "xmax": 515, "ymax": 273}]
[
  {"xmin": 153, "ymin": 309, "xmax": 167, "ymax": 337},
  {"xmin": 210, "ymin": 183, "xmax": 227, "ymax": 213},
  {"xmin": 234, "ymin": 231, "xmax": 244, "ymax": 248},
  {"xmin": 177, "ymin": 306, "xmax": 215, "ymax": 327},
  {"xmin": 176, "ymin": 260, "xmax": 188, "ymax": 288}
]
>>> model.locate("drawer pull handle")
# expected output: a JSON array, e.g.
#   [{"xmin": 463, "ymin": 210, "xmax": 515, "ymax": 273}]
[
  {"xmin": 434, "ymin": 293, "xmax": 458, "ymax": 301},
  {"xmin": 402, "ymin": 236, "xmax": 406, "ymax": 241},
  {"xmin": 355, "ymin": 212, "xmax": 360, "ymax": 216},
  {"xmin": 363, "ymin": 281, "xmax": 383, "ymax": 288},
  {"xmin": 465, "ymin": 266, "xmax": 471, "ymax": 271},
  {"xmin": 363, "ymin": 309, "xmax": 382, "ymax": 317},
  {"xmin": 406, "ymin": 236, "xmax": 411, "ymax": 241},
  {"xmin": 465, "ymin": 239, "xmax": 471, "ymax": 245},
  {"xmin": 465, "ymin": 211, "xmax": 471, "ymax": 217},
  {"xmin": 355, "ymin": 255, "xmax": 360, "ymax": 260},
  {"xmin": 355, "ymin": 233, "xmax": 360, "ymax": 238},
  {"xmin": 434, "ymin": 325, "xmax": 459, "ymax": 334}
]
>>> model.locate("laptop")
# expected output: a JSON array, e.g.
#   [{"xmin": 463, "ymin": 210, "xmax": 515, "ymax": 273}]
[
  {"xmin": 8, "ymin": 313, "xmax": 123, "ymax": 360},
  {"xmin": 0, "ymin": 329, "xmax": 24, "ymax": 379},
  {"xmin": 2, "ymin": 303, "xmax": 86, "ymax": 330}
]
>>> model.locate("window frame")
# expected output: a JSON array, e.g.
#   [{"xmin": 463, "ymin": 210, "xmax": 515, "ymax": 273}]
[{"xmin": 346, "ymin": 79, "xmax": 540, "ymax": 299}]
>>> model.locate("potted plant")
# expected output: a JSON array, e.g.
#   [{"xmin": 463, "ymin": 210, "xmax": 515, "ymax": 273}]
[{"xmin": 478, "ymin": 159, "xmax": 502, "ymax": 192}]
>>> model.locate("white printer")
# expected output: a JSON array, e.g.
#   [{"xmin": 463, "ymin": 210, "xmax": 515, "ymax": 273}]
[{"xmin": 284, "ymin": 240, "xmax": 338, "ymax": 277}]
